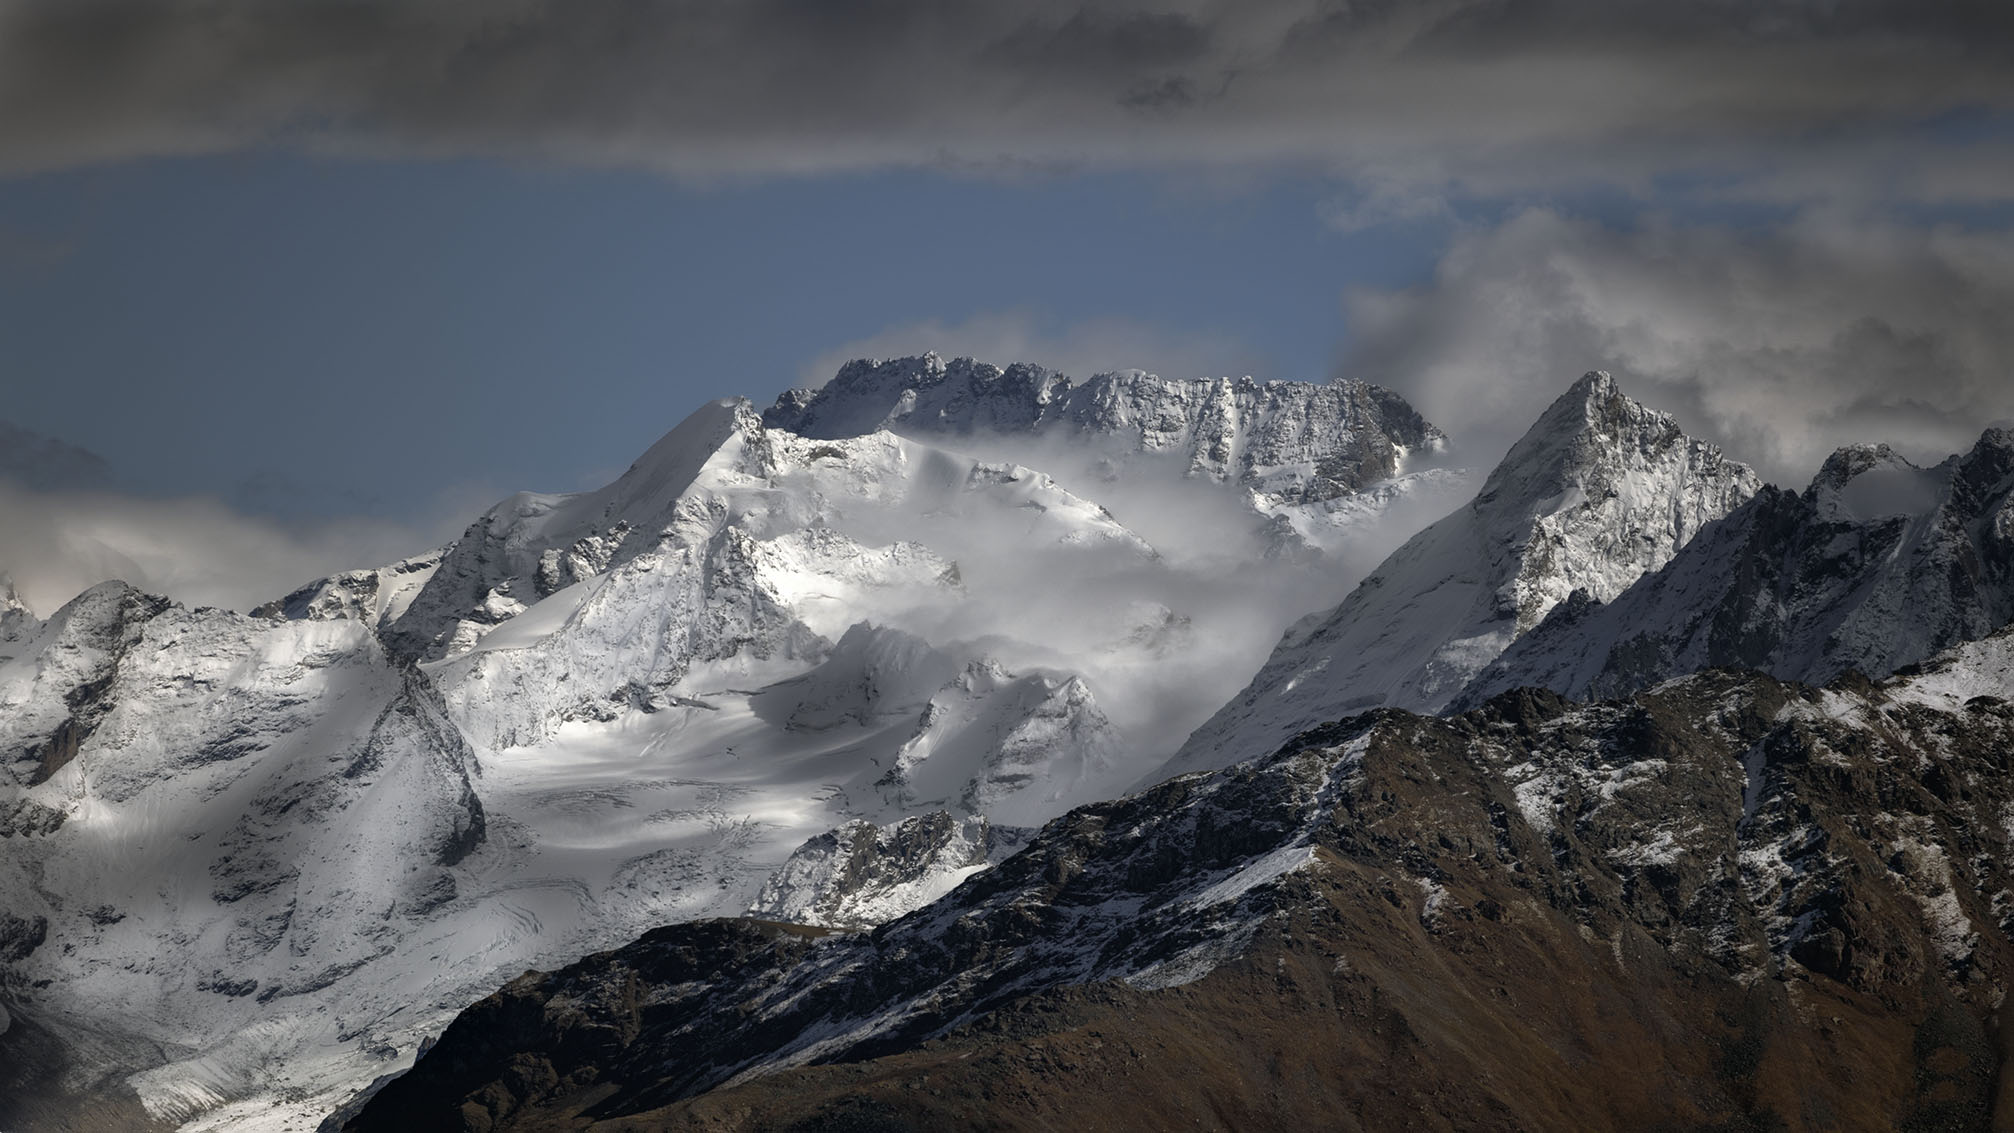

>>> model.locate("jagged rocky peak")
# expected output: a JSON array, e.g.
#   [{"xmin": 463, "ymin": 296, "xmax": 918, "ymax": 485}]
[
  {"xmin": 251, "ymin": 550, "xmax": 444, "ymax": 629},
  {"xmin": 1477, "ymin": 370, "xmax": 1758, "ymax": 629},
  {"xmin": 0, "ymin": 576, "xmax": 29, "ymax": 620},
  {"xmin": 1460, "ymin": 424, "xmax": 2014, "ymax": 707},
  {"xmin": 1163, "ymin": 371, "xmax": 1756, "ymax": 776},
  {"xmin": 765, "ymin": 353, "xmax": 1067, "ymax": 438},
  {"xmin": 0, "ymin": 576, "xmax": 34, "ymax": 655},
  {"xmin": 765, "ymin": 352, "xmax": 1447, "ymax": 500},
  {"xmin": 0, "ymin": 580, "xmax": 172, "ymax": 789}
]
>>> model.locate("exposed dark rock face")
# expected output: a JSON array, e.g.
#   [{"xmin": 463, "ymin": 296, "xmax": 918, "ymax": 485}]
[
  {"xmin": 345, "ymin": 654, "xmax": 2014, "ymax": 1132},
  {"xmin": 763, "ymin": 353, "xmax": 1445, "ymax": 501}
]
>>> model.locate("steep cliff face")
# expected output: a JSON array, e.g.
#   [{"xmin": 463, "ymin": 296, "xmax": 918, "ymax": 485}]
[
  {"xmin": 764, "ymin": 354, "xmax": 1468, "ymax": 556},
  {"xmin": 346, "ymin": 645, "xmax": 2014, "ymax": 1132},
  {"xmin": 1164, "ymin": 372, "xmax": 1758, "ymax": 777},
  {"xmin": 764, "ymin": 353, "xmax": 1445, "ymax": 500},
  {"xmin": 1461, "ymin": 429, "xmax": 2014, "ymax": 707},
  {"xmin": 0, "ymin": 586, "xmax": 485, "ymax": 1130}
]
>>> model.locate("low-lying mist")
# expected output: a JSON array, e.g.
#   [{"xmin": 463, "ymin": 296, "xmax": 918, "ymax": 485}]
[
  {"xmin": 801, "ymin": 433, "xmax": 1474, "ymax": 761},
  {"xmin": 0, "ymin": 478, "xmax": 449, "ymax": 618}
]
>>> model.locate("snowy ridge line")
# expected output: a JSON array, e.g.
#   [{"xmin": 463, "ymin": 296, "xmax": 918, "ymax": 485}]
[
  {"xmin": 765, "ymin": 352, "xmax": 1445, "ymax": 498},
  {"xmin": 1162, "ymin": 370, "xmax": 1757, "ymax": 780},
  {"xmin": 1458, "ymin": 426, "xmax": 2014, "ymax": 707}
]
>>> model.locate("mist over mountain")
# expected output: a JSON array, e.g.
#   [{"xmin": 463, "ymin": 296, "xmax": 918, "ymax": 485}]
[
  {"xmin": 0, "ymin": 357, "xmax": 1465, "ymax": 1130},
  {"xmin": 4, "ymin": 357, "xmax": 2014, "ymax": 1133},
  {"xmin": 5, "ymin": 1, "xmax": 2013, "ymax": 1128}
]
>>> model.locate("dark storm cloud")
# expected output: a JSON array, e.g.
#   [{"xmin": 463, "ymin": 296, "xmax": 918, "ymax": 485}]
[{"xmin": 2, "ymin": 0, "xmax": 2010, "ymax": 195}]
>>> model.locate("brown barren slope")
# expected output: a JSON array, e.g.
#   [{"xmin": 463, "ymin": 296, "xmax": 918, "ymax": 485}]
[{"xmin": 346, "ymin": 669, "xmax": 2014, "ymax": 1132}]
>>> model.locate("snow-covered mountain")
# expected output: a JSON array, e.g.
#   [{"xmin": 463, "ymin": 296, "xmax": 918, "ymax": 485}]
[
  {"xmin": 764, "ymin": 352, "xmax": 1464, "ymax": 555},
  {"xmin": 1162, "ymin": 371, "xmax": 1758, "ymax": 777},
  {"xmin": 0, "ymin": 582, "xmax": 485, "ymax": 1131},
  {"xmin": 0, "ymin": 357, "xmax": 1455, "ymax": 1131},
  {"xmin": 13, "ymin": 356, "xmax": 2014, "ymax": 1132},
  {"xmin": 1457, "ymin": 429, "xmax": 2014, "ymax": 706}
]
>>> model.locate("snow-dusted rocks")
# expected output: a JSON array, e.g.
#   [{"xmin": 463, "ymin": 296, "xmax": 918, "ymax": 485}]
[
  {"xmin": 766, "ymin": 353, "xmax": 1444, "ymax": 499},
  {"xmin": 247, "ymin": 552, "xmax": 442, "ymax": 630},
  {"xmin": 350, "ymin": 657, "xmax": 2014, "ymax": 1131},
  {"xmin": 1163, "ymin": 371, "xmax": 1757, "ymax": 776},
  {"xmin": 1460, "ymin": 428, "xmax": 2014, "ymax": 706},
  {"xmin": 744, "ymin": 811, "xmax": 1027, "ymax": 930},
  {"xmin": 0, "ymin": 585, "xmax": 485, "ymax": 1127},
  {"xmin": 1, "ymin": 582, "xmax": 163, "ymax": 787},
  {"xmin": 765, "ymin": 353, "xmax": 1466, "ymax": 555},
  {"xmin": 749, "ymin": 624, "xmax": 1126, "ymax": 827}
]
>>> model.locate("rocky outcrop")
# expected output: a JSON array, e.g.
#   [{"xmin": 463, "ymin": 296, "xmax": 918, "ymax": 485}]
[
  {"xmin": 765, "ymin": 353, "xmax": 1446, "ymax": 502},
  {"xmin": 346, "ymin": 650, "xmax": 2014, "ymax": 1132},
  {"xmin": 746, "ymin": 811, "xmax": 1030, "ymax": 930},
  {"xmin": 250, "ymin": 551, "xmax": 444, "ymax": 629}
]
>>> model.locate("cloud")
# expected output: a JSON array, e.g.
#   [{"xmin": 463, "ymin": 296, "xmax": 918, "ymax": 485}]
[
  {"xmin": 1339, "ymin": 208, "xmax": 2014, "ymax": 484},
  {"xmin": 797, "ymin": 310, "xmax": 1269, "ymax": 388},
  {"xmin": 0, "ymin": 478, "xmax": 449, "ymax": 618},
  {"xmin": 1, "ymin": 1, "xmax": 2010, "ymax": 205},
  {"xmin": 0, "ymin": 419, "xmax": 111, "ymax": 493}
]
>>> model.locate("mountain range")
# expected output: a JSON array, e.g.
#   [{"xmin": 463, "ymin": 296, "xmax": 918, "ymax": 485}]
[{"xmin": 3, "ymin": 358, "xmax": 2011, "ymax": 1132}]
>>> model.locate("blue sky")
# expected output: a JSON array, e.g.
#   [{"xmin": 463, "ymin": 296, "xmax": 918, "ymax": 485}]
[{"xmin": 2, "ymin": 156, "xmax": 1456, "ymax": 518}]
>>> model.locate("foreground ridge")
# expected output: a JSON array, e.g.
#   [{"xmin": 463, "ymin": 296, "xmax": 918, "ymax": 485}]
[{"xmin": 348, "ymin": 638, "xmax": 2014, "ymax": 1131}]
